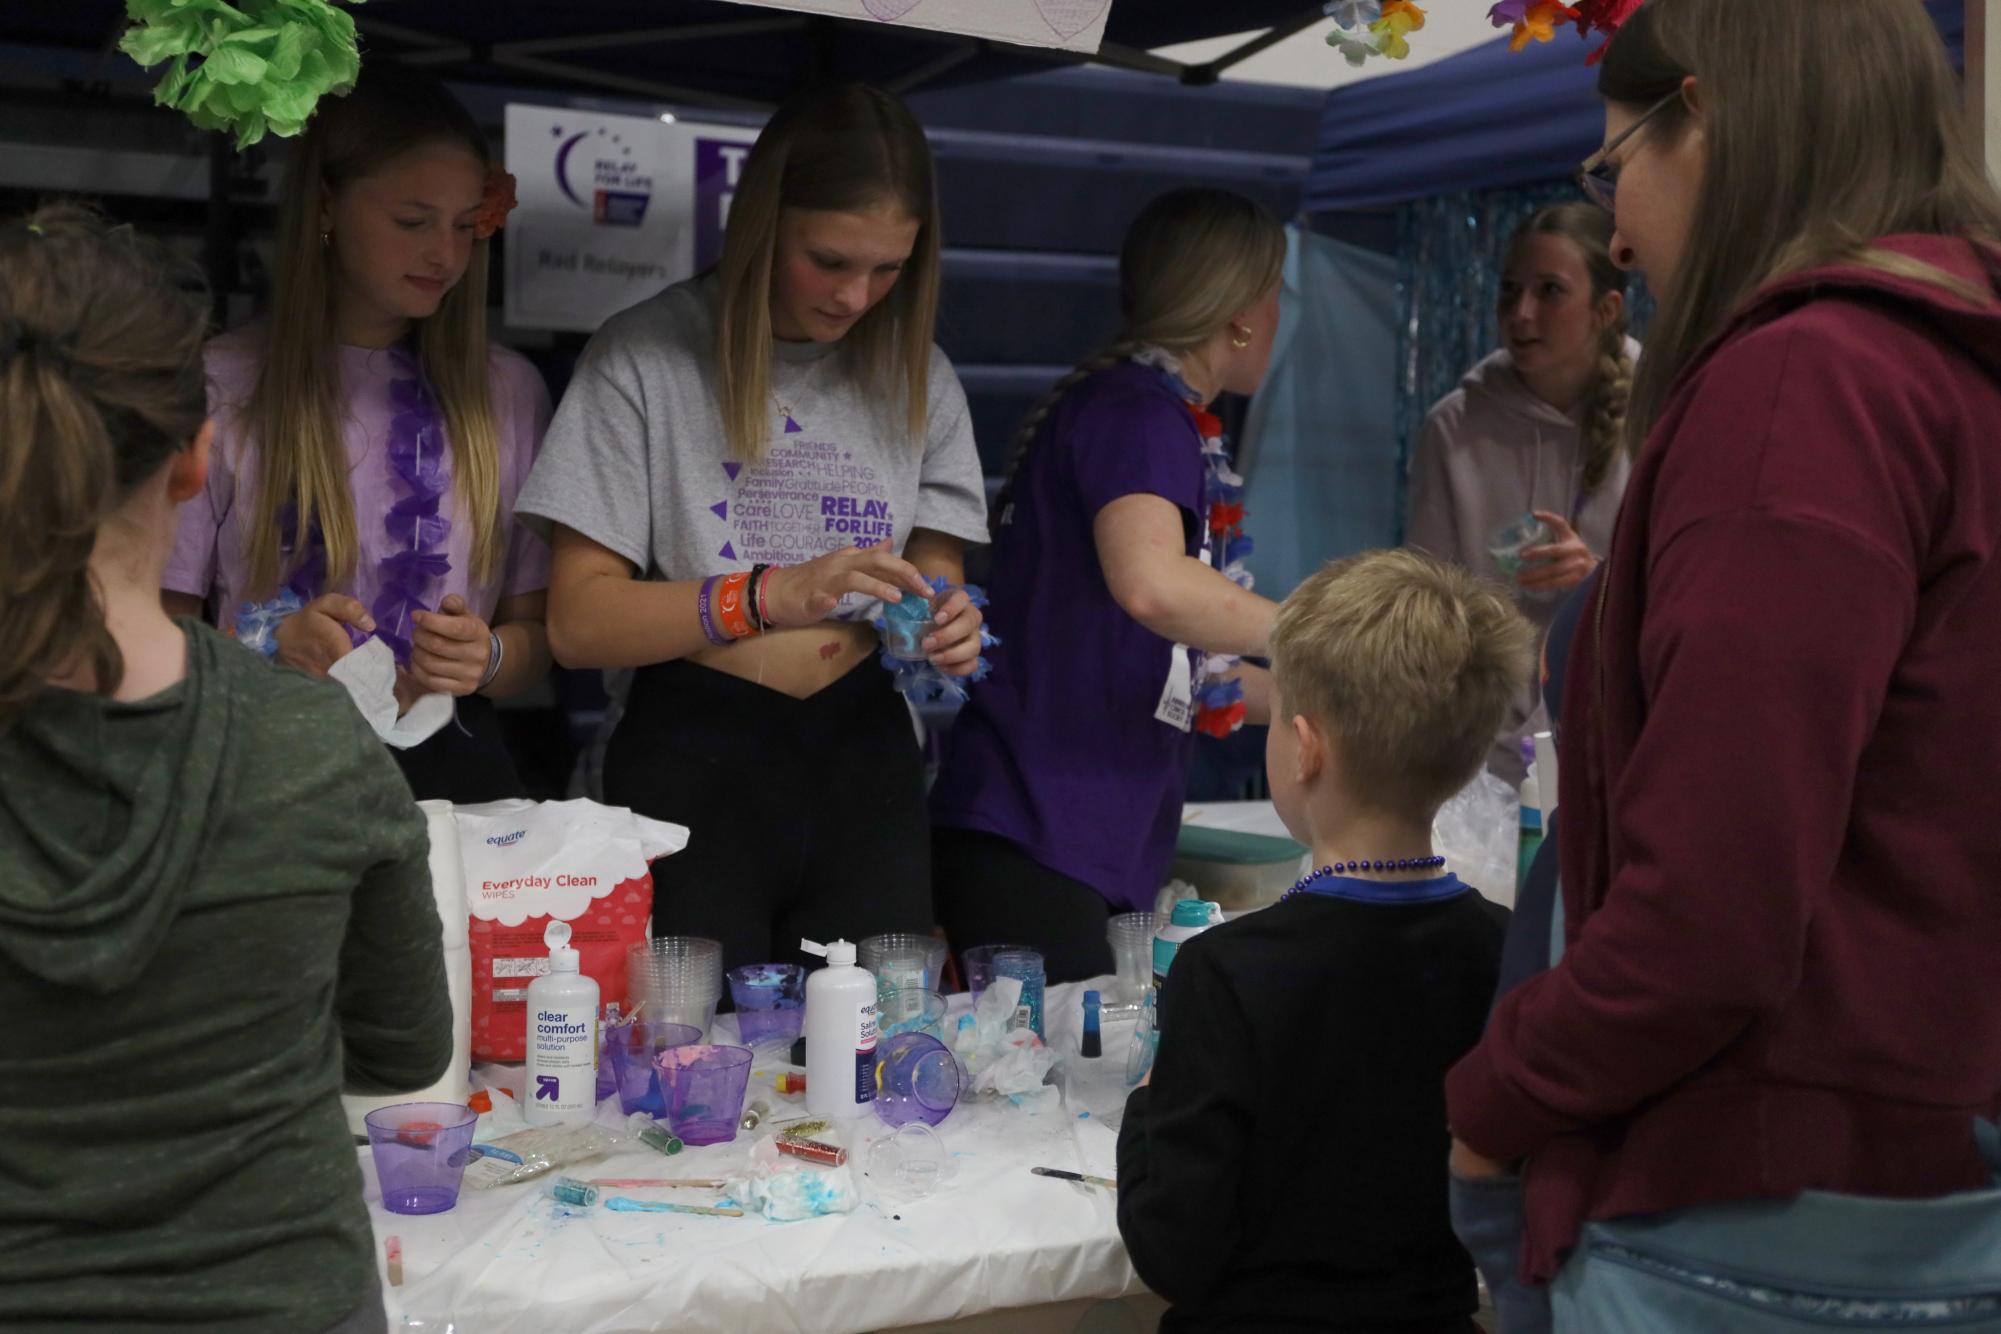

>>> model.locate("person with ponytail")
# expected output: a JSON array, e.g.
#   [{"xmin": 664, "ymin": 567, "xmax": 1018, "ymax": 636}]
[
  {"xmin": 514, "ymin": 83, "xmax": 988, "ymax": 961},
  {"xmin": 930, "ymin": 188, "xmax": 1286, "ymax": 983},
  {"xmin": 1406, "ymin": 203, "xmax": 1637, "ymax": 782},
  {"xmin": 1444, "ymin": 0, "xmax": 2001, "ymax": 1324},
  {"xmin": 163, "ymin": 68, "xmax": 553, "ymax": 803},
  {"xmin": 0, "ymin": 206, "xmax": 449, "ymax": 1332}
]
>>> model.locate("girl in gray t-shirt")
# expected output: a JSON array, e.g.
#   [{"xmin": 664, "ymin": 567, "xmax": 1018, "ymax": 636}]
[{"xmin": 516, "ymin": 84, "xmax": 987, "ymax": 966}]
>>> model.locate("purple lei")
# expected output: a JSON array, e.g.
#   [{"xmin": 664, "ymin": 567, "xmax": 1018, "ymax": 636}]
[{"xmin": 368, "ymin": 345, "xmax": 453, "ymax": 664}]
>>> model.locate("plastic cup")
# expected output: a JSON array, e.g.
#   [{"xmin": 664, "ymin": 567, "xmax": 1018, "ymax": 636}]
[
  {"xmin": 605, "ymin": 1020, "xmax": 703, "ymax": 1116},
  {"xmin": 654, "ymin": 1043, "xmax": 754, "ymax": 1147},
  {"xmin": 867, "ymin": 1120, "xmax": 951, "ymax": 1199},
  {"xmin": 877, "ymin": 988, "xmax": 948, "ymax": 1041},
  {"xmin": 727, "ymin": 964, "xmax": 806, "ymax": 1046},
  {"xmin": 993, "ymin": 948, "xmax": 1046, "ymax": 1038},
  {"xmin": 1107, "ymin": 912, "xmax": 1159, "ymax": 1004},
  {"xmin": 1487, "ymin": 512, "xmax": 1554, "ymax": 579},
  {"xmin": 873, "ymin": 1031, "xmax": 961, "ymax": 1128},
  {"xmin": 365, "ymin": 1101, "xmax": 478, "ymax": 1216},
  {"xmin": 961, "ymin": 942, "xmax": 1034, "ymax": 998},
  {"xmin": 628, "ymin": 937, "xmax": 723, "ymax": 1038},
  {"xmin": 858, "ymin": 933, "xmax": 948, "ymax": 1002},
  {"xmin": 879, "ymin": 595, "xmax": 937, "ymax": 661}
]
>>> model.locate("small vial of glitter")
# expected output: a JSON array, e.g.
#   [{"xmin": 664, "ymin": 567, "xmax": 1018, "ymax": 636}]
[
  {"xmin": 550, "ymin": 1177, "xmax": 599, "ymax": 1208},
  {"xmin": 740, "ymin": 1098, "xmax": 772, "ymax": 1132},
  {"xmin": 636, "ymin": 1120, "xmax": 683, "ymax": 1156},
  {"xmin": 773, "ymin": 1071, "xmax": 807, "ymax": 1096},
  {"xmin": 776, "ymin": 1136, "xmax": 848, "ymax": 1167}
]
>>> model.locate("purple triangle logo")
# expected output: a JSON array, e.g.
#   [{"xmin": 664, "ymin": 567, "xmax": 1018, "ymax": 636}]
[
  {"xmin": 719, "ymin": 542, "xmax": 737, "ymax": 560},
  {"xmin": 722, "ymin": 462, "xmax": 741, "ymax": 482},
  {"xmin": 710, "ymin": 500, "xmax": 728, "ymax": 521},
  {"xmin": 783, "ymin": 415, "xmax": 802, "ymax": 434}
]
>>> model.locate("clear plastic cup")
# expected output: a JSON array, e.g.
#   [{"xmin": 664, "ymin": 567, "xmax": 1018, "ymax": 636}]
[
  {"xmin": 604, "ymin": 1020, "xmax": 702, "ymax": 1116},
  {"xmin": 1487, "ymin": 512, "xmax": 1554, "ymax": 579},
  {"xmin": 879, "ymin": 594, "xmax": 937, "ymax": 661},
  {"xmin": 960, "ymin": 942, "xmax": 1034, "ymax": 998},
  {"xmin": 727, "ymin": 964, "xmax": 806, "ymax": 1047},
  {"xmin": 877, "ymin": 988, "xmax": 948, "ymax": 1041},
  {"xmin": 654, "ymin": 1043, "xmax": 754, "ymax": 1147},
  {"xmin": 873, "ymin": 1031, "xmax": 960, "ymax": 1128},
  {"xmin": 628, "ymin": 937, "xmax": 723, "ymax": 1037},
  {"xmin": 365, "ymin": 1101, "xmax": 479, "ymax": 1216},
  {"xmin": 858, "ymin": 933, "xmax": 947, "ymax": 1004},
  {"xmin": 1106, "ymin": 912, "xmax": 1159, "ymax": 1004}
]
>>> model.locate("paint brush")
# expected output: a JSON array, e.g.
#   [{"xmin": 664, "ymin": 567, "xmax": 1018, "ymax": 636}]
[{"xmin": 1031, "ymin": 1166, "xmax": 1116, "ymax": 1190}]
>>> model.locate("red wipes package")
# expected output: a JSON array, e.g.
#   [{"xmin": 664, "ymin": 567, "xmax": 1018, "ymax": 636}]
[{"xmin": 453, "ymin": 799, "xmax": 689, "ymax": 1062}]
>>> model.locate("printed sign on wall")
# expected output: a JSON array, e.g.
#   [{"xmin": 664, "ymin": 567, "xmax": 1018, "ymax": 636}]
[{"xmin": 504, "ymin": 105, "xmax": 760, "ymax": 333}]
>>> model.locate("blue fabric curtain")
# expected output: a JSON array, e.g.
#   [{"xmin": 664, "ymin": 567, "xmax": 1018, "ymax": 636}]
[{"xmin": 1240, "ymin": 225, "xmax": 1401, "ymax": 598}]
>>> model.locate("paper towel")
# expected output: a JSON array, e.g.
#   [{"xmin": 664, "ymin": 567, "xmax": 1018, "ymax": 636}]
[{"xmin": 342, "ymin": 798, "xmax": 474, "ymax": 1134}]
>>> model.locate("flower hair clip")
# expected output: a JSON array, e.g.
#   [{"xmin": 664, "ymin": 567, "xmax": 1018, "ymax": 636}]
[{"xmin": 473, "ymin": 167, "xmax": 518, "ymax": 240}]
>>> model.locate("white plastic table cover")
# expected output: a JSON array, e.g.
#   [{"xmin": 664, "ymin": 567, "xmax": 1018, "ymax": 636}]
[{"xmin": 366, "ymin": 980, "xmax": 1156, "ymax": 1334}]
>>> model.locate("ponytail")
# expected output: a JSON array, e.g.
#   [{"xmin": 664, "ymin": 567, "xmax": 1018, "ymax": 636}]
[{"xmin": 0, "ymin": 206, "xmax": 208, "ymax": 723}]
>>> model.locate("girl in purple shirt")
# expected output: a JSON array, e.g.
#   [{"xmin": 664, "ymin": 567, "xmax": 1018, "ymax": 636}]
[{"xmin": 931, "ymin": 189, "xmax": 1290, "ymax": 982}]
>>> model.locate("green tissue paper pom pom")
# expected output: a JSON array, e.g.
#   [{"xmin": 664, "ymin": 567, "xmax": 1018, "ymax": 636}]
[{"xmin": 118, "ymin": 0, "xmax": 363, "ymax": 149}]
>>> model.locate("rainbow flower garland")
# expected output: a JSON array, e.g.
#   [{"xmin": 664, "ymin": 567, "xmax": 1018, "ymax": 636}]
[
  {"xmin": 1133, "ymin": 347, "xmax": 1255, "ymax": 739},
  {"xmin": 1324, "ymin": 0, "xmax": 1429, "ymax": 68},
  {"xmin": 1488, "ymin": 0, "xmax": 1641, "ymax": 62}
]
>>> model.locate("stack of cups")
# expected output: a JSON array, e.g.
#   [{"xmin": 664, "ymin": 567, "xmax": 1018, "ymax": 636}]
[
  {"xmin": 627, "ymin": 937, "xmax": 724, "ymax": 1040},
  {"xmin": 858, "ymin": 933, "xmax": 948, "ymax": 1008},
  {"xmin": 1106, "ymin": 912, "xmax": 1159, "ymax": 1004}
]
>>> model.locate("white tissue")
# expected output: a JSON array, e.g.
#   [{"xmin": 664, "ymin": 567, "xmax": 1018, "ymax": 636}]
[
  {"xmin": 342, "ymin": 799, "xmax": 473, "ymax": 1134},
  {"xmin": 327, "ymin": 637, "xmax": 453, "ymax": 748}
]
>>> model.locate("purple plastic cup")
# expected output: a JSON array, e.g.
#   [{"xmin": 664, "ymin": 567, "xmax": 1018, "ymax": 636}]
[
  {"xmin": 605, "ymin": 1020, "xmax": 703, "ymax": 1117},
  {"xmin": 654, "ymin": 1043, "xmax": 755, "ymax": 1146},
  {"xmin": 365, "ymin": 1101, "xmax": 478, "ymax": 1216},
  {"xmin": 873, "ymin": 1032, "xmax": 960, "ymax": 1128},
  {"xmin": 727, "ymin": 964, "xmax": 806, "ymax": 1046},
  {"xmin": 961, "ymin": 943, "xmax": 1034, "ymax": 998}
]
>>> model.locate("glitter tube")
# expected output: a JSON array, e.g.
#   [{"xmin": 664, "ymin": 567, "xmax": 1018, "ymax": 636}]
[
  {"xmin": 550, "ymin": 1177, "xmax": 599, "ymax": 1207},
  {"xmin": 776, "ymin": 1136, "xmax": 847, "ymax": 1167}
]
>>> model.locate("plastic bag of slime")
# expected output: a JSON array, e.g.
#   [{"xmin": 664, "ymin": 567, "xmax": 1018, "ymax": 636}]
[{"xmin": 461, "ymin": 1120, "xmax": 627, "ymax": 1189}]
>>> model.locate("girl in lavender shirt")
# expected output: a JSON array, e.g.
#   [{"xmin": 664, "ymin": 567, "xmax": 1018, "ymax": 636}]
[{"xmin": 163, "ymin": 70, "xmax": 552, "ymax": 802}]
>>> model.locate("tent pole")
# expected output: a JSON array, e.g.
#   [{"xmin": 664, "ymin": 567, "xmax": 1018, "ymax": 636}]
[{"xmin": 1973, "ymin": 0, "xmax": 2000, "ymax": 186}]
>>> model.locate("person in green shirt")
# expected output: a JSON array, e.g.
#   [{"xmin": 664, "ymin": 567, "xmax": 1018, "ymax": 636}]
[{"xmin": 0, "ymin": 206, "xmax": 452, "ymax": 1332}]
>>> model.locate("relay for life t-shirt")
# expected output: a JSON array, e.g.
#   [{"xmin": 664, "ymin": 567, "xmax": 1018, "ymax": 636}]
[
  {"xmin": 930, "ymin": 362, "xmax": 1208, "ymax": 911},
  {"xmin": 514, "ymin": 274, "xmax": 988, "ymax": 618}
]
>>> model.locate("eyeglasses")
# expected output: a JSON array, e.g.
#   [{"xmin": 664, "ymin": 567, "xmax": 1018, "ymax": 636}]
[{"xmin": 1578, "ymin": 91, "xmax": 1681, "ymax": 212}]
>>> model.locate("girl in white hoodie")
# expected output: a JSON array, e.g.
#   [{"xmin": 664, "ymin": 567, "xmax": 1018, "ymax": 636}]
[{"xmin": 1407, "ymin": 202, "xmax": 1638, "ymax": 781}]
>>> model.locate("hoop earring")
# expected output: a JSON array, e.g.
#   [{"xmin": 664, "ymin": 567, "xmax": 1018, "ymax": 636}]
[{"xmin": 1229, "ymin": 327, "xmax": 1251, "ymax": 350}]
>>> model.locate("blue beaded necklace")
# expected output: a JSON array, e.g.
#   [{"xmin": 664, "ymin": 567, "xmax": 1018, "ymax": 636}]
[{"xmin": 1281, "ymin": 858, "xmax": 1465, "ymax": 906}]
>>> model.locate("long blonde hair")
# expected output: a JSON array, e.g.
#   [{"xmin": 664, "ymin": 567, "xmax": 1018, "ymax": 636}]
[
  {"xmin": 991, "ymin": 187, "xmax": 1286, "ymax": 534},
  {"xmin": 0, "ymin": 204, "xmax": 209, "ymax": 723},
  {"xmin": 246, "ymin": 68, "xmax": 502, "ymax": 597},
  {"xmin": 1507, "ymin": 202, "xmax": 1632, "ymax": 498},
  {"xmin": 715, "ymin": 83, "xmax": 942, "ymax": 465},
  {"xmin": 1598, "ymin": 0, "xmax": 2001, "ymax": 449}
]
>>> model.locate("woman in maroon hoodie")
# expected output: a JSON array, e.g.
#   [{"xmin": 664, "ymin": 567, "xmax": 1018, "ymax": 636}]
[{"xmin": 1446, "ymin": 0, "xmax": 2001, "ymax": 1325}]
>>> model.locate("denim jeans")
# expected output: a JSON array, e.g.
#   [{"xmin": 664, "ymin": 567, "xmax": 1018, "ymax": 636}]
[{"xmin": 1551, "ymin": 1121, "xmax": 2001, "ymax": 1331}]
